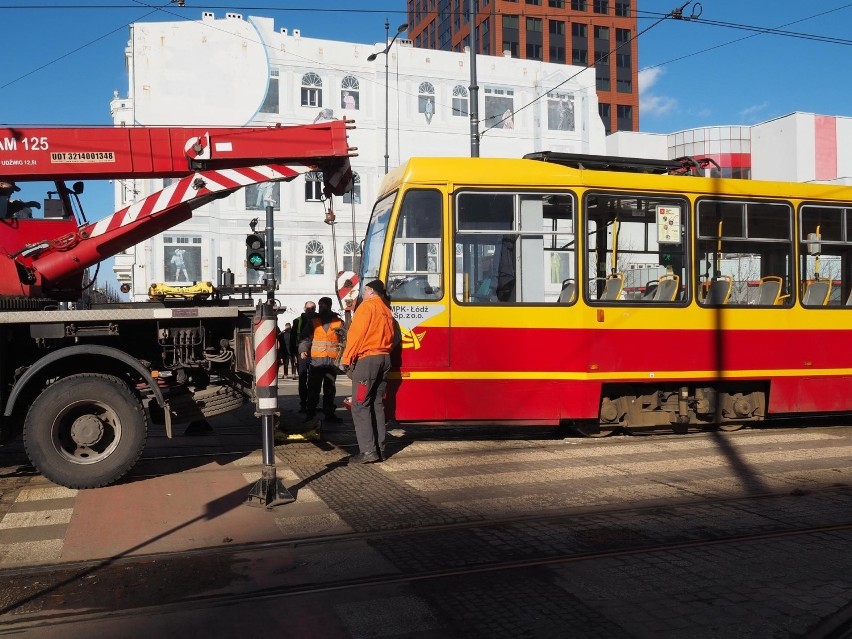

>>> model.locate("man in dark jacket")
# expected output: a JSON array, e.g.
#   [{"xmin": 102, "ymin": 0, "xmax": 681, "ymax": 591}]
[
  {"xmin": 299, "ymin": 297, "xmax": 345, "ymax": 422},
  {"xmin": 290, "ymin": 301, "xmax": 316, "ymax": 412},
  {"xmin": 277, "ymin": 322, "xmax": 294, "ymax": 379}
]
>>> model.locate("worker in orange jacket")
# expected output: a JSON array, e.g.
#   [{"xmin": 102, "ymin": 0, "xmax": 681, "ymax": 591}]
[
  {"xmin": 341, "ymin": 279, "xmax": 397, "ymax": 463},
  {"xmin": 300, "ymin": 296, "xmax": 345, "ymax": 422}
]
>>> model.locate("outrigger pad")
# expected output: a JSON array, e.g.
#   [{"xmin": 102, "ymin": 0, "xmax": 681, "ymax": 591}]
[{"xmin": 245, "ymin": 472, "xmax": 295, "ymax": 508}]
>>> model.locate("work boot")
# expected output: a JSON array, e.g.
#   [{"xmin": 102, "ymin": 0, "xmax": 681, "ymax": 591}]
[
  {"xmin": 349, "ymin": 451, "xmax": 381, "ymax": 464},
  {"xmin": 324, "ymin": 413, "xmax": 343, "ymax": 423}
]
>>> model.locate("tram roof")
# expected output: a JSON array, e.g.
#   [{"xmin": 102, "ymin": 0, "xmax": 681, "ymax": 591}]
[{"xmin": 379, "ymin": 156, "xmax": 852, "ymax": 204}]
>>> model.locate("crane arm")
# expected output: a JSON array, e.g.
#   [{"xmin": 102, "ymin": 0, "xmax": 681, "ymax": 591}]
[
  {"xmin": 0, "ymin": 119, "xmax": 356, "ymax": 299},
  {"xmin": 0, "ymin": 120, "xmax": 354, "ymax": 180}
]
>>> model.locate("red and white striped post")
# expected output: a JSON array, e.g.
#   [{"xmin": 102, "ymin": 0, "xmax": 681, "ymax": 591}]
[
  {"xmin": 253, "ymin": 303, "xmax": 279, "ymax": 415},
  {"xmin": 246, "ymin": 203, "xmax": 295, "ymax": 508}
]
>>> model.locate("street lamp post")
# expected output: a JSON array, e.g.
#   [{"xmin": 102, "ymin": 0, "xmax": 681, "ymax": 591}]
[{"xmin": 368, "ymin": 19, "xmax": 408, "ymax": 174}]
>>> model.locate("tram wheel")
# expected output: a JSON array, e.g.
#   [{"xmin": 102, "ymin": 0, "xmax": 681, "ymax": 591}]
[
  {"xmin": 571, "ymin": 421, "xmax": 618, "ymax": 438},
  {"xmin": 717, "ymin": 423, "xmax": 744, "ymax": 432}
]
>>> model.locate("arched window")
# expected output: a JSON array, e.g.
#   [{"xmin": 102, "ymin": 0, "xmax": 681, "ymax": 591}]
[
  {"xmin": 304, "ymin": 171, "xmax": 324, "ymax": 202},
  {"xmin": 452, "ymin": 85, "xmax": 468, "ymax": 117},
  {"xmin": 343, "ymin": 240, "xmax": 362, "ymax": 272},
  {"xmin": 342, "ymin": 172, "xmax": 361, "ymax": 205},
  {"xmin": 305, "ymin": 240, "xmax": 325, "ymax": 275},
  {"xmin": 301, "ymin": 72, "xmax": 323, "ymax": 108},
  {"xmin": 418, "ymin": 81, "xmax": 435, "ymax": 123},
  {"xmin": 341, "ymin": 75, "xmax": 360, "ymax": 110}
]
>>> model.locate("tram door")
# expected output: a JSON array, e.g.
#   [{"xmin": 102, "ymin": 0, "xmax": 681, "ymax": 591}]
[{"xmin": 385, "ymin": 189, "xmax": 450, "ymax": 420}]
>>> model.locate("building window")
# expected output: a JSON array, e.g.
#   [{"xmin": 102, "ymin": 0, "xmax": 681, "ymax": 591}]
[
  {"xmin": 502, "ymin": 15, "xmax": 520, "ymax": 57},
  {"xmin": 481, "ymin": 16, "xmax": 491, "ymax": 54},
  {"xmin": 617, "ymin": 104, "xmax": 633, "ymax": 131},
  {"xmin": 615, "ymin": 0, "xmax": 630, "ymax": 16},
  {"xmin": 341, "ymin": 75, "xmax": 359, "ymax": 110},
  {"xmin": 301, "ymin": 72, "xmax": 323, "ymax": 108},
  {"xmin": 452, "ymin": 84, "xmax": 469, "ymax": 117},
  {"xmin": 596, "ymin": 68, "xmax": 611, "ymax": 91},
  {"xmin": 343, "ymin": 240, "xmax": 361, "ymax": 273},
  {"xmin": 260, "ymin": 68, "xmax": 279, "ymax": 114},
  {"xmin": 593, "ymin": 0, "xmax": 608, "ymax": 13},
  {"xmin": 245, "ymin": 182, "xmax": 280, "ymax": 211},
  {"xmin": 484, "ymin": 86, "xmax": 514, "ymax": 129},
  {"xmin": 526, "ymin": 17, "xmax": 543, "ymax": 60},
  {"xmin": 549, "ymin": 20, "xmax": 566, "ymax": 62},
  {"xmin": 549, "ymin": 0, "xmax": 564, "ymax": 6},
  {"xmin": 305, "ymin": 240, "xmax": 325, "ymax": 275},
  {"xmin": 342, "ymin": 172, "xmax": 361, "ymax": 204},
  {"xmin": 418, "ymin": 81, "xmax": 435, "ymax": 123},
  {"xmin": 547, "ymin": 93, "xmax": 575, "ymax": 131},
  {"xmin": 526, "ymin": 0, "xmax": 542, "ymax": 4},
  {"xmin": 305, "ymin": 171, "xmax": 324, "ymax": 201},
  {"xmin": 163, "ymin": 235, "xmax": 202, "ymax": 283},
  {"xmin": 599, "ymin": 103, "xmax": 611, "ymax": 134},
  {"xmin": 571, "ymin": 0, "xmax": 586, "ymax": 9}
]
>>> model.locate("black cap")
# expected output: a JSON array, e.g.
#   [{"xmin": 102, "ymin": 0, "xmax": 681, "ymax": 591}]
[
  {"xmin": 318, "ymin": 296, "xmax": 333, "ymax": 306},
  {"xmin": 366, "ymin": 279, "xmax": 386, "ymax": 297}
]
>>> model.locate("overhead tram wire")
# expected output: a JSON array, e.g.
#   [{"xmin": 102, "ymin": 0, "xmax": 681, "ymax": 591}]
[{"xmin": 641, "ymin": 3, "xmax": 852, "ymax": 73}]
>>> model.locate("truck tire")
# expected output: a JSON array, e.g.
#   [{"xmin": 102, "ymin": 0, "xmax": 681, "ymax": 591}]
[{"xmin": 23, "ymin": 374, "xmax": 148, "ymax": 489}]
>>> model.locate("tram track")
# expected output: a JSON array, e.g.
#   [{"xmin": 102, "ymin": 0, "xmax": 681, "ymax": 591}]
[{"xmin": 0, "ymin": 487, "xmax": 849, "ymax": 633}]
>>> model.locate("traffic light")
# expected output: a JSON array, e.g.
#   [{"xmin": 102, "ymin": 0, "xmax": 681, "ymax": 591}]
[{"xmin": 246, "ymin": 233, "xmax": 266, "ymax": 270}]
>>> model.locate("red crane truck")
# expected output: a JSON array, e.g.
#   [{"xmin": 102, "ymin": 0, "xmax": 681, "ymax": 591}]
[{"xmin": 0, "ymin": 119, "xmax": 355, "ymax": 489}]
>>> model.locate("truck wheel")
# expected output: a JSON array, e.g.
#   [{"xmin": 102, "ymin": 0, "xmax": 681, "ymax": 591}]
[{"xmin": 23, "ymin": 374, "xmax": 148, "ymax": 489}]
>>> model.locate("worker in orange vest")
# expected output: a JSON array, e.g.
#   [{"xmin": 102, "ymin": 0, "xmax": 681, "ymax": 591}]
[{"xmin": 300, "ymin": 296, "xmax": 345, "ymax": 422}]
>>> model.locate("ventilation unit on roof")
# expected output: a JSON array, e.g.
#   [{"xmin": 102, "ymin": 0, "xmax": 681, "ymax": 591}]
[
  {"xmin": 280, "ymin": 27, "xmax": 288, "ymax": 35},
  {"xmin": 293, "ymin": 29, "xmax": 301, "ymax": 37},
  {"xmin": 226, "ymin": 12, "xmax": 243, "ymax": 20},
  {"xmin": 202, "ymin": 11, "xmax": 214, "ymax": 19}
]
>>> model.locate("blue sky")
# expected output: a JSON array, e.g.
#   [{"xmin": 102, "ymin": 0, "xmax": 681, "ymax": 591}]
[{"xmin": 3, "ymin": 1, "xmax": 852, "ymax": 291}]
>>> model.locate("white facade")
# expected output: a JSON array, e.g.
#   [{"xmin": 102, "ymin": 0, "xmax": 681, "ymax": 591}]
[{"xmin": 111, "ymin": 12, "xmax": 605, "ymax": 322}]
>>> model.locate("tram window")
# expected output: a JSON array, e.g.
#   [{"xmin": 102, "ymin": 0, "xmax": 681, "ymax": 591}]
[
  {"xmin": 585, "ymin": 192, "xmax": 688, "ymax": 303},
  {"xmin": 696, "ymin": 199, "xmax": 792, "ymax": 306},
  {"xmin": 454, "ymin": 191, "xmax": 576, "ymax": 304},
  {"xmin": 800, "ymin": 204, "xmax": 851, "ymax": 307},
  {"xmin": 387, "ymin": 189, "xmax": 443, "ymax": 301}
]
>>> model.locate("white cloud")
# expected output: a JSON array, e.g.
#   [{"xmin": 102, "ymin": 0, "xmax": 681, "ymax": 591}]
[
  {"xmin": 739, "ymin": 102, "xmax": 769, "ymax": 120},
  {"xmin": 638, "ymin": 67, "xmax": 664, "ymax": 92},
  {"xmin": 638, "ymin": 67, "xmax": 678, "ymax": 119}
]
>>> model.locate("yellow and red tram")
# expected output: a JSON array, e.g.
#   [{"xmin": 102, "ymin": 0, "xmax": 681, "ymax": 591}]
[{"xmin": 357, "ymin": 154, "xmax": 852, "ymax": 434}]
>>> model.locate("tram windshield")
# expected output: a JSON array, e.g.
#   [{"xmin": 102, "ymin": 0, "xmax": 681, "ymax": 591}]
[{"xmin": 361, "ymin": 191, "xmax": 395, "ymax": 286}]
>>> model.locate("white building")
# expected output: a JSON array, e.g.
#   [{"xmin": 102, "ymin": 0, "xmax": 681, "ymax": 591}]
[
  {"xmin": 610, "ymin": 113, "xmax": 852, "ymax": 184},
  {"xmin": 111, "ymin": 12, "xmax": 606, "ymax": 321}
]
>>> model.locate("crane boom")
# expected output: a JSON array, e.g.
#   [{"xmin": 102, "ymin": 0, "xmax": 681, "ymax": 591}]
[{"xmin": 0, "ymin": 120, "xmax": 356, "ymax": 299}]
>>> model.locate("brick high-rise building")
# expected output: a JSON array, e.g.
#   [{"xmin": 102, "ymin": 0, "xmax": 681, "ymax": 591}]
[{"xmin": 407, "ymin": 0, "xmax": 639, "ymax": 133}]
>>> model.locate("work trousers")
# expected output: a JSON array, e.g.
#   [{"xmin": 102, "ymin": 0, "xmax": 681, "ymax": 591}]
[
  {"xmin": 306, "ymin": 365, "xmax": 338, "ymax": 417},
  {"xmin": 297, "ymin": 358, "xmax": 311, "ymax": 409},
  {"xmin": 350, "ymin": 353, "xmax": 391, "ymax": 455}
]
